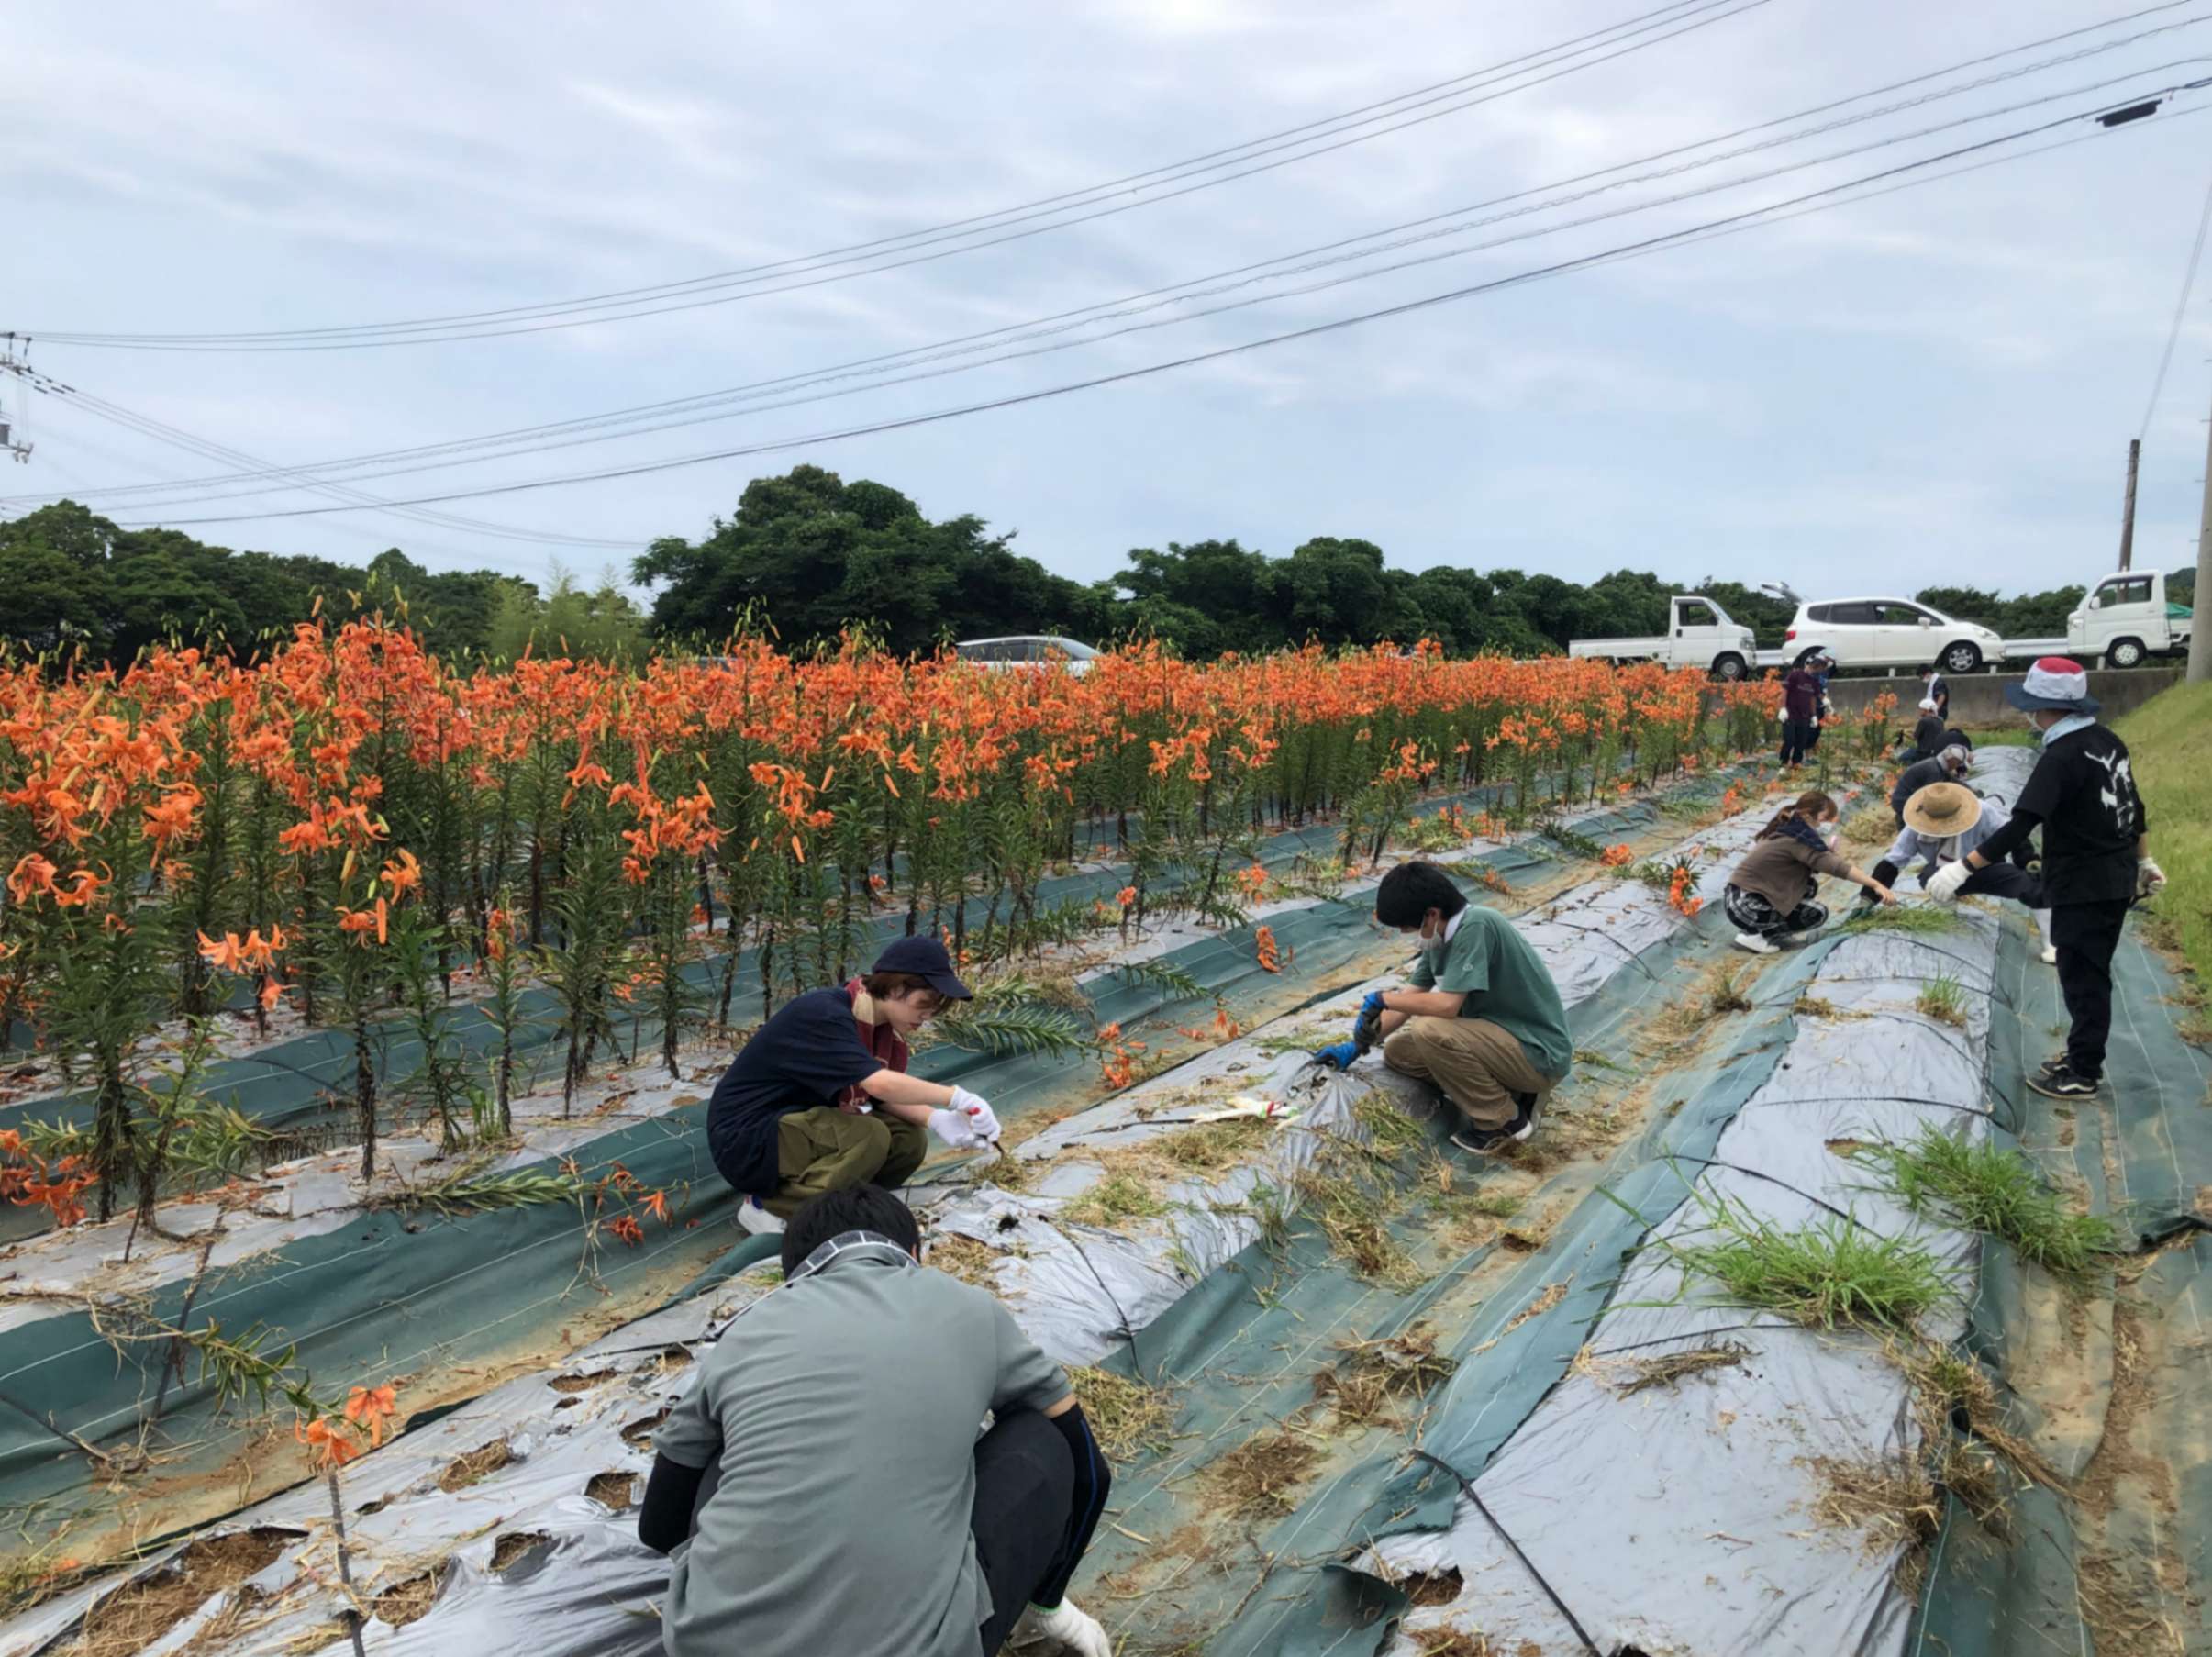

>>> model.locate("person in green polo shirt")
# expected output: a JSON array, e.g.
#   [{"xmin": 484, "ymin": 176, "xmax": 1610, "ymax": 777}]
[{"xmin": 1318, "ymin": 861, "xmax": 1573, "ymax": 1152}]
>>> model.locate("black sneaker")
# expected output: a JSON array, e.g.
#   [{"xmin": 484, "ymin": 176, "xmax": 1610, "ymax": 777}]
[
  {"xmin": 2027, "ymin": 1063, "xmax": 2099, "ymax": 1100},
  {"xmin": 1450, "ymin": 1094, "xmax": 1539, "ymax": 1153},
  {"xmin": 2036, "ymin": 1051, "xmax": 2067, "ymax": 1079}
]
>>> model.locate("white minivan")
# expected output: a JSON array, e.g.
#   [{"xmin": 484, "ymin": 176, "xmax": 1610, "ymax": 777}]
[
  {"xmin": 1781, "ymin": 596, "xmax": 2004, "ymax": 675},
  {"xmin": 2065, "ymin": 569, "xmax": 2192, "ymax": 668}
]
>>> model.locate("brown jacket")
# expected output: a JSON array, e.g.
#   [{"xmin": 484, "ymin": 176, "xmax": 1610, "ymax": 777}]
[{"xmin": 1728, "ymin": 833, "xmax": 1851, "ymax": 915}]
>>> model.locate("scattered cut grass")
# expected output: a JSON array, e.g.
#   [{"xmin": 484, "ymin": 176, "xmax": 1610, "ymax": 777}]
[
  {"xmin": 1644, "ymin": 962, "xmax": 1755, "ymax": 1048},
  {"xmin": 1204, "ymin": 1427, "xmax": 1322, "ymax": 1518},
  {"xmin": 67, "ymin": 1529, "xmax": 295, "ymax": 1657},
  {"xmin": 926, "ymin": 1233, "xmax": 1006, "ymax": 1289},
  {"xmin": 1653, "ymin": 1189, "xmax": 1948, "ymax": 1331},
  {"xmin": 1808, "ymin": 1453, "xmax": 1941, "ymax": 1599},
  {"xmin": 1854, "ymin": 1129, "xmax": 2117, "ymax": 1275},
  {"xmin": 1294, "ymin": 1166, "xmax": 1420, "ymax": 1288},
  {"xmin": 1316, "ymin": 1324, "xmax": 1456, "ymax": 1425},
  {"xmin": 372, "ymin": 1569, "xmax": 440, "ymax": 1629},
  {"xmin": 1062, "ymin": 1169, "xmax": 1173, "ymax": 1230},
  {"xmin": 1408, "ymin": 1628, "xmax": 1494, "ymax": 1656},
  {"xmin": 1841, "ymin": 804, "xmax": 1895, "ymax": 848},
  {"xmin": 1581, "ymin": 1340, "xmax": 1750, "ymax": 1395},
  {"xmin": 1840, "ymin": 905, "xmax": 1957, "ymax": 936},
  {"xmin": 1917, "ymin": 973, "xmax": 1969, "ymax": 1028},
  {"xmin": 1067, "ymin": 1365, "xmax": 1178, "ymax": 1461},
  {"xmin": 584, "ymin": 1471, "xmax": 636, "ymax": 1511},
  {"xmin": 1353, "ymin": 1094, "xmax": 1426, "ymax": 1158},
  {"xmin": 436, "ymin": 1439, "xmax": 514, "ymax": 1494}
]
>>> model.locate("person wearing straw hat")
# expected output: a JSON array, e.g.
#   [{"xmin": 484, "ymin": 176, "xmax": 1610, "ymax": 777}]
[
  {"xmin": 1870, "ymin": 780, "xmax": 2056, "ymax": 962},
  {"xmin": 1888, "ymin": 740, "xmax": 1973, "ymax": 828},
  {"xmin": 1929, "ymin": 658, "xmax": 2163, "ymax": 1099}
]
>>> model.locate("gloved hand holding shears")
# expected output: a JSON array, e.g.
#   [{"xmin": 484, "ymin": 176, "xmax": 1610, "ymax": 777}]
[{"xmin": 1316, "ymin": 991, "xmax": 1389, "ymax": 1071}]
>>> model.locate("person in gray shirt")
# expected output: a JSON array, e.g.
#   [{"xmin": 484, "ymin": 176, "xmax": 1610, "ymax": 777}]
[{"xmin": 639, "ymin": 1184, "xmax": 1113, "ymax": 1657}]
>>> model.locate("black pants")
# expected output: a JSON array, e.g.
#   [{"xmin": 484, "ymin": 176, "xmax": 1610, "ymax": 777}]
[
  {"xmin": 2051, "ymin": 900, "xmax": 2130, "ymax": 1081},
  {"xmin": 1779, "ymin": 720, "xmax": 1816, "ymax": 765},
  {"xmin": 973, "ymin": 1410, "xmax": 1092, "ymax": 1655},
  {"xmin": 1868, "ymin": 861, "xmax": 2047, "ymax": 908}
]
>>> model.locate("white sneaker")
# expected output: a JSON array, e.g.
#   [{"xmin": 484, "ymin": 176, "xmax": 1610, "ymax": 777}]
[
  {"xmin": 738, "ymin": 1197, "xmax": 784, "ymax": 1236},
  {"xmin": 2040, "ymin": 945, "xmax": 2057, "ymax": 965},
  {"xmin": 1733, "ymin": 932, "xmax": 1778, "ymax": 955}
]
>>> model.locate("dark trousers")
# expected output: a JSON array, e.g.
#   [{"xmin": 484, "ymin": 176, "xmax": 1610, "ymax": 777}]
[
  {"xmin": 973, "ymin": 1410, "xmax": 1088, "ymax": 1655},
  {"xmin": 2051, "ymin": 900, "xmax": 2130, "ymax": 1082},
  {"xmin": 1779, "ymin": 720, "xmax": 1816, "ymax": 765}
]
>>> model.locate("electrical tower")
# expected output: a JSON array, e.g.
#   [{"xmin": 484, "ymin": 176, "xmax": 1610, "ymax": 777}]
[{"xmin": 0, "ymin": 334, "xmax": 31, "ymax": 463}]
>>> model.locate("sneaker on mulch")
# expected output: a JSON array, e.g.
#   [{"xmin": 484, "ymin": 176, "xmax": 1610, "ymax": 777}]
[
  {"xmin": 2027, "ymin": 1062, "xmax": 2099, "ymax": 1100},
  {"xmin": 1450, "ymin": 1093, "xmax": 1539, "ymax": 1154}
]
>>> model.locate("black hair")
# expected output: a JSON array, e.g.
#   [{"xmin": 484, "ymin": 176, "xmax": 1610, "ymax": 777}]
[
  {"xmin": 781, "ymin": 1183, "xmax": 921, "ymax": 1276},
  {"xmin": 1373, "ymin": 861, "xmax": 1469, "ymax": 929}
]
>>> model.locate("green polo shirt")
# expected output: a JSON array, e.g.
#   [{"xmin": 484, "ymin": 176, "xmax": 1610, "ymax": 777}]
[
  {"xmin": 653, "ymin": 1247, "xmax": 1071, "ymax": 1657},
  {"xmin": 1410, "ymin": 906, "xmax": 1573, "ymax": 1080}
]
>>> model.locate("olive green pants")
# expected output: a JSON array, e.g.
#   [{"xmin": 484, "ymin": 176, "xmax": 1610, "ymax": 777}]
[
  {"xmin": 765, "ymin": 1106, "xmax": 929, "ymax": 1218},
  {"xmin": 1382, "ymin": 1016, "xmax": 1557, "ymax": 1130}
]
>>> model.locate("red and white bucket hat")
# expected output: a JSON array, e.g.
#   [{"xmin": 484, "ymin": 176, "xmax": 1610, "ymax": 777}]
[{"xmin": 2004, "ymin": 656, "xmax": 2099, "ymax": 716}]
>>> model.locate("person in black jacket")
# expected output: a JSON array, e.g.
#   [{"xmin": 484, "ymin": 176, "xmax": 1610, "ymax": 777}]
[
  {"xmin": 1929, "ymin": 659, "xmax": 2165, "ymax": 1099},
  {"xmin": 1889, "ymin": 742, "xmax": 1971, "ymax": 826}
]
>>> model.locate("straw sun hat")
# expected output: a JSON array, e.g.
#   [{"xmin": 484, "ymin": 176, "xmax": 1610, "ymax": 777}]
[{"xmin": 1902, "ymin": 781, "xmax": 1983, "ymax": 839}]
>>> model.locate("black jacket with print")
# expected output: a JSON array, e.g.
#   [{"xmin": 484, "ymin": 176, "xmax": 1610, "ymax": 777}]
[{"xmin": 1976, "ymin": 723, "xmax": 2147, "ymax": 905}]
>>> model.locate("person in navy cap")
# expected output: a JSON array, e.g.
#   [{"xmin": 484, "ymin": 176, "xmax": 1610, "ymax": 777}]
[
  {"xmin": 1929, "ymin": 658, "xmax": 2165, "ymax": 1098},
  {"xmin": 706, "ymin": 935, "xmax": 1001, "ymax": 1234}
]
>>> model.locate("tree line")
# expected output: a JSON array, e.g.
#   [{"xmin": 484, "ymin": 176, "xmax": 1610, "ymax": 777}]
[{"xmin": 1, "ymin": 465, "xmax": 2173, "ymax": 666}]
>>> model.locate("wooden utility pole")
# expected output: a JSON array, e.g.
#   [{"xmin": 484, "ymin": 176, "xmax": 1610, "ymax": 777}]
[
  {"xmin": 2191, "ymin": 389, "xmax": 2212, "ymax": 684},
  {"xmin": 2118, "ymin": 438, "xmax": 2140, "ymax": 571}
]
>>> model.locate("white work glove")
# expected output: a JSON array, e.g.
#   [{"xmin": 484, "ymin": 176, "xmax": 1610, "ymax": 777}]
[
  {"xmin": 949, "ymin": 1086, "xmax": 1001, "ymax": 1144},
  {"xmin": 2139, "ymin": 857, "xmax": 2167, "ymax": 897},
  {"xmin": 1925, "ymin": 861, "xmax": 1973, "ymax": 904},
  {"xmin": 1021, "ymin": 1601, "xmax": 1111, "ymax": 1657},
  {"xmin": 926, "ymin": 1108, "xmax": 987, "ymax": 1150}
]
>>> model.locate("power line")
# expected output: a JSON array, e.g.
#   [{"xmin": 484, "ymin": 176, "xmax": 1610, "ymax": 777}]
[
  {"xmin": 66, "ymin": 58, "xmax": 2212, "ymax": 517},
  {"xmin": 3, "ymin": 361, "xmax": 640, "ymax": 550},
  {"xmin": 19, "ymin": 0, "xmax": 1774, "ymax": 351},
  {"xmin": 126, "ymin": 83, "xmax": 2212, "ymax": 531},
  {"xmin": 2137, "ymin": 155, "xmax": 2212, "ymax": 434},
  {"xmin": 25, "ymin": 15, "xmax": 2208, "ymax": 516}
]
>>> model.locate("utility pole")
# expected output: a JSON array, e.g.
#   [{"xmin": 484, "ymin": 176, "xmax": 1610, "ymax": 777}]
[
  {"xmin": 2118, "ymin": 438, "xmax": 2140, "ymax": 571},
  {"xmin": 0, "ymin": 334, "xmax": 31, "ymax": 464},
  {"xmin": 2191, "ymin": 384, "xmax": 2212, "ymax": 684}
]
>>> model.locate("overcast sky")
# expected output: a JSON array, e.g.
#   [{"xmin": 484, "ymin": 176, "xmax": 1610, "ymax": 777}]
[{"xmin": 6, "ymin": 0, "xmax": 2211, "ymax": 611}]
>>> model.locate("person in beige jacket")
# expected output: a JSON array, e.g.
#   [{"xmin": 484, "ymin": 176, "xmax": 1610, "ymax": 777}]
[{"xmin": 1724, "ymin": 790, "xmax": 1895, "ymax": 954}]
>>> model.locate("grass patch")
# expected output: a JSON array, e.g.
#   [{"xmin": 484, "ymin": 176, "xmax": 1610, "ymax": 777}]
[
  {"xmin": 1854, "ymin": 1129, "xmax": 2118, "ymax": 1274},
  {"xmin": 1840, "ymin": 905, "xmax": 1957, "ymax": 935},
  {"xmin": 1294, "ymin": 1166, "xmax": 1420, "ymax": 1288},
  {"xmin": 372, "ymin": 1569, "xmax": 441, "ymax": 1628},
  {"xmin": 1408, "ymin": 1629, "xmax": 1493, "ymax": 1656},
  {"xmin": 1644, "ymin": 962, "xmax": 1756, "ymax": 1047},
  {"xmin": 1204, "ymin": 1427, "xmax": 1322, "ymax": 1518},
  {"xmin": 1067, "ymin": 1365, "xmax": 1178, "ymax": 1461},
  {"xmin": 1917, "ymin": 973, "xmax": 1968, "ymax": 1028},
  {"xmin": 1062, "ymin": 1169, "xmax": 1173, "ymax": 1230},
  {"xmin": 1651, "ymin": 1188, "xmax": 1948, "ymax": 1331},
  {"xmin": 1315, "ymin": 1324, "xmax": 1456, "ymax": 1425}
]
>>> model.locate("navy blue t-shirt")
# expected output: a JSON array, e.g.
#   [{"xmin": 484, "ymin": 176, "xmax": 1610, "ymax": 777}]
[{"xmin": 706, "ymin": 987, "xmax": 884, "ymax": 1196}]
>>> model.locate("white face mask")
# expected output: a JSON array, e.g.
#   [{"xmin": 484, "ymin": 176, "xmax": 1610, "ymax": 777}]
[
  {"xmin": 1819, "ymin": 823, "xmax": 1839, "ymax": 845},
  {"xmin": 1418, "ymin": 913, "xmax": 1451, "ymax": 966}
]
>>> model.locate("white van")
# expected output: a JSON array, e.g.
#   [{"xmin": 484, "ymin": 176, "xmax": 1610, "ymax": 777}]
[{"xmin": 2065, "ymin": 569, "xmax": 2193, "ymax": 668}]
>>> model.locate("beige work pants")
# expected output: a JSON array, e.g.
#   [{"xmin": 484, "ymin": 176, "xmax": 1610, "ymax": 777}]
[{"xmin": 1382, "ymin": 1016, "xmax": 1557, "ymax": 1130}]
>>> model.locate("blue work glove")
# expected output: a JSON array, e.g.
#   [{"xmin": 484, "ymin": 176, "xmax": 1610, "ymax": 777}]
[{"xmin": 1314, "ymin": 1040, "xmax": 1362, "ymax": 1071}]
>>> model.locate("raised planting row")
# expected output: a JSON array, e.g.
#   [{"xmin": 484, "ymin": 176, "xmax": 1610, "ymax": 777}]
[
  {"xmin": 0, "ymin": 771, "xmax": 1846, "ymax": 1655},
  {"xmin": 0, "ymin": 761, "xmax": 1807, "ymax": 1582}
]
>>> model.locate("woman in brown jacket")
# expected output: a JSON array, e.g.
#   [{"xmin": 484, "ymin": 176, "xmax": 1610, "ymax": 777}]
[{"xmin": 1725, "ymin": 790, "xmax": 1895, "ymax": 954}]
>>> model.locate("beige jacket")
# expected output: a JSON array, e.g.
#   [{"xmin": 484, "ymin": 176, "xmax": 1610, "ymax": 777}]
[{"xmin": 1728, "ymin": 833, "xmax": 1851, "ymax": 915}]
